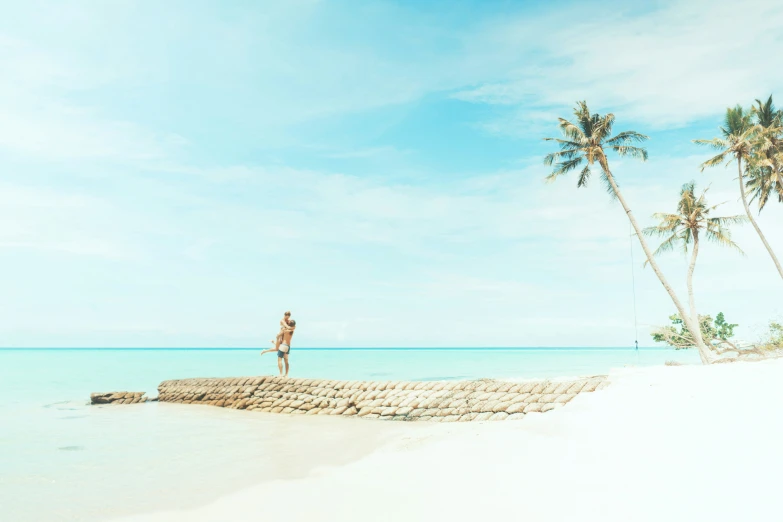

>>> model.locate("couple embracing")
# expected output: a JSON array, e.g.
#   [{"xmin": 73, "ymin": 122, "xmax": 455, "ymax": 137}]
[{"xmin": 260, "ymin": 311, "xmax": 296, "ymax": 377}]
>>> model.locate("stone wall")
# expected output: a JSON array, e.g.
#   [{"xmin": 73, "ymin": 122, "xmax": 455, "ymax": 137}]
[
  {"xmin": 157, "ymin": 375, "xmax": 607, "ymax": 422},
  {"xmin": 91, "ymin": 391, "xmax": 148, "ymax": 404}
]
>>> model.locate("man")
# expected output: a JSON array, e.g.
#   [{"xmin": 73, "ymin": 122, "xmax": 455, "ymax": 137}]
[{"xmin": 261, "ymin": 319, "xmax": 296, "ymax": 377}]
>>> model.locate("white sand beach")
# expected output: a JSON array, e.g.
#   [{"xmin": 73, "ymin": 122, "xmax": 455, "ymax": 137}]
[{"xmin": 114, "ymin": 358, "xmax": 783, "ymax": 522}]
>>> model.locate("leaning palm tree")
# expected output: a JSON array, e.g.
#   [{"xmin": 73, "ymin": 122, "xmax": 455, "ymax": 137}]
[
  {"xmin": 643, "ymin": 182, "xmax": 747, "ymax": 356},
  {"xmin": 694, "ymin": 105, "xmax": 783, "ymax": 280},
  {"xmin": 746, "ymin": 96, "xmax": 783, "ymax": 210},
  {"xmin": 544, "ymin": 101, "xmax": 714, "ymax": 363}
]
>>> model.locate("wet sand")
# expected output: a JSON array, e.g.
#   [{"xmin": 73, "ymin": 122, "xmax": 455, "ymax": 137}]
[{"xmin": 2, "ymin": 402, "xmax": 442, "ymax": 522}]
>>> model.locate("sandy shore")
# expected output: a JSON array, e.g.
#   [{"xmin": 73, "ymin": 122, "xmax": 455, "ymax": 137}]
[{"xmin": 115, "ymin": 358, "xmax": 783, "ymax": 522}]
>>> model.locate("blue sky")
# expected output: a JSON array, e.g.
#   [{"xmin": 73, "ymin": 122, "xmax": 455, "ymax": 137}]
[{"xmin": 2, "ymin": 0, "xmax": 782, "ymax": 347}]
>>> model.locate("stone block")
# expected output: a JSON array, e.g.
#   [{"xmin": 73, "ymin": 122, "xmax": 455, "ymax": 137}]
[
  {"xmin": 488, "ymin": 412, "xmax": 509, "ymax": 421},
  {"xmin": 523, "ymin": 403, "xmax": 544, "ymax": 413}
]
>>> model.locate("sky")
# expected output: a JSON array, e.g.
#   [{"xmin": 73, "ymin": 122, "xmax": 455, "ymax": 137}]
[{"xmin": 1, "ymin": 0, "xmax": 782, "ymax": 348}]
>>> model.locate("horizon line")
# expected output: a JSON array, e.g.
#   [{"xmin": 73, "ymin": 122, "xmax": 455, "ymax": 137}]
[{"xmin": 1, "ymin": 346, "xmax": 665, "ymax": 351}]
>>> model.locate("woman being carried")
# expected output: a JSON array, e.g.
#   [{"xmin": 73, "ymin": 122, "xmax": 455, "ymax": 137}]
[{"xmin": 261, "ymin": 311, "xmax": 295, "ymax": 355}]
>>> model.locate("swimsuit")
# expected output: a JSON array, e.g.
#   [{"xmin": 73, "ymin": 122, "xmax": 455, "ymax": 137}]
[{"xmin": 278, "ymin": 344, "xmax": 290, "ymax": 358}]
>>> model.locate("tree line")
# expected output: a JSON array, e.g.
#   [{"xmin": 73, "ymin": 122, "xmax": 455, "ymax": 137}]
[{"xmin": 544, "ymin": 98, "xmax": 783, "ymax": 364}]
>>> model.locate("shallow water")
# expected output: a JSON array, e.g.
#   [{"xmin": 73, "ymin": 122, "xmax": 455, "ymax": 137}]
[{"xmin": 0, "ymin": 347, "xmax": 699, "ymax": 521}]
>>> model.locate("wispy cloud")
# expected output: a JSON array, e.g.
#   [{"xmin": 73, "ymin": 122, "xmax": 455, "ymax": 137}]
[
  {"xmin": 1, "ymin": 0, "xmax": 782, "ymax": 347},
  {"xmin": 455, "ymin": 0, "xmax": 783, "ymax": 131}
]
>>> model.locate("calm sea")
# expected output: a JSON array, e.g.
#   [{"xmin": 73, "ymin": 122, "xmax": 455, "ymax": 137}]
[{"xmin": 0, "ymin": 347, "xmax": 698, "ymax": 521}]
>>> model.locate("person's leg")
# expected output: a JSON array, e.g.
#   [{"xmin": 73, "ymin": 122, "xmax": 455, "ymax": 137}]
[
  {"xmin": 277, "ymin": 353, "xmax": 284, "ymax": 375},
  {"xmin": 260, "ymin": 347, "xmax": 276, "ymax": 356},
  {"xmin": 283, "ymin": 354, "xmax": 290, "ymax": 377}
]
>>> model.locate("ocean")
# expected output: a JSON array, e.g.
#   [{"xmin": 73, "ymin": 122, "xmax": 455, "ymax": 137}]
[{"xmin": 0, "ymin": 347, "xmax": 699, "ymax": 521}]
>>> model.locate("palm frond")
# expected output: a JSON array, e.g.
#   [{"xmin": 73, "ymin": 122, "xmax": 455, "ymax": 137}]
[
  {"xmin": 594, "ymin": 113, "xmax": 615, "ymax": 141},
  {"xmin": 599, "ymin": 170, "xmax": 618, "ymax": 200},
  {"xmin": 543, "ymin": 148, "xmax": 580, "ymax": 166},
  {"xmin": 545, "ymin": 157, "xmax": 584, "ymax": 181},
  {"xmin": 698, "ymin": 151, "xmax": 730, "ymax": 171},
  {"xmin": 544, "ymin": 101, "xmax": 648, "ymax": 197},
  {"xmin": 576, "ymin": 165, "xmax": 591, "ymax": 187},
  {"xmin": 753, "ymin": 95, "xmax": 777, "ymax": 128},
  {"xmin": 645, "ymin": 181, "xmax": 745, "ymax": 262},
  {"xmin": 605, "ymin": 130, "xmax": 649, "ymax": 145},
  {"xmin": 612, "ymin": 145, "xmax": 649, "ymax": 161},
  {"xmin": 704, "ymin": 226, "xmax": 745, "ymax": 255},
  {"xmin": 646, "ymin": 213, "xmax": 680, "ymax": 233},
  {"xmin": 649, "ymin": 234, "xmax": 681, "ymax": 261},
  {"xmin": 724, "ymin": 105, "xmax": 753, "ymax": 136},
  {"xmin": 693, "ymin": 137, "xmax": 728, "ymax": 151},
  {"xmin": 557, "ymin": 118, "xmax": 587, "ymax": 142},
  {"xmin": 707, "ymin": 215, "xmax": 748, "ymax": 226}
]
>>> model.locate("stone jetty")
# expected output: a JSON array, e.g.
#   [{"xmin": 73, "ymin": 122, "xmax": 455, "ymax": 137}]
[
  {"xmin": 156, "ymin": 375, "xmax": 608, "ymax": 422},
  {"xmin": 90, "ymin": 391, "xmax": 148, "ymax": 404}
]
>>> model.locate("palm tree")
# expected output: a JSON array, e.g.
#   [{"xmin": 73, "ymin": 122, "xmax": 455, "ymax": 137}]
[
  {"xmin": 544, "ymin": 101, "xmax": 714, "ymax": 363},
  {"xmin": 746, "ymin": 96, "xmax": 783, "ymax": 211},
  {"xmin": 643, "ymin": 182, "xmax": 747, "ymax": 354},
  {"xmin": 694, "ymin": 105, "xmax": 783, "ymax": 280}
]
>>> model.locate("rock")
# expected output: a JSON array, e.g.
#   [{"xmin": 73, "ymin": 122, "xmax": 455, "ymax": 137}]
[
  {"xmin": 582, "ymin": 378, "xmax": 605, "ymax": 392},
  {"xmin": 555, "ymin": 393, "xmax": 576, "ymax": 404},
  {"xmin": 505, "ymin": 402, "xmax": 525, "ymax": 414},
  {"xmin": 90, "ymin": 392, "xmax": 146, "ymax": 405},
  {"xmin": 488, "ymin": 412, "xmax": 509, "ymax": 421},
  {"xmin": 492, "ymin": 401, "xmax": 511, "ymax": 413},
  {"xmin": 469, "ymin": 401, "xmax": 487, "ymax": 413},
  {"xmin": 530, "ymin": 382, "xmax": 547, "ymax": 394},
  {"xmin": 151, "ymin": 374, "xmax": 606, "ymax": 421}
]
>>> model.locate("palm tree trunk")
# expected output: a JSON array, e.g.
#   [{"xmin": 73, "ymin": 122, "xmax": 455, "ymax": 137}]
[
  {"xmin": 738, "ymin": 158, "xmax": 783, "ymax": 280},
  {"xmin": 600, "ymin": 159, "xmax": 715, "ymax": 364},
  {"xmin": 687, "ymin": 231, "xmax": 706, "ymax": 354}
]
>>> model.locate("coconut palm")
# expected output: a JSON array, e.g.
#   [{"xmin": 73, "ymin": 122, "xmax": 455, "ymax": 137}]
[
  {"xmin": 695, "ymin": 105, "xmax": 783, "ymax": 280},
  {"xmin": 544, "ymin": 101, "xmax": 714, "ymax": 363},
  {"xmin": 746, "ymin": 96, "xmax": 783, "ymax": 210},
  {"xmin": 643, "ymin": 182, "xmax": 747, "ymax": 354}
]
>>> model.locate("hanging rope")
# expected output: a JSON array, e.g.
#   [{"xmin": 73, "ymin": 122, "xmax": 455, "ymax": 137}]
[{"xmin": 629, "ymin": 221, "xmax": 639, "ymax": 350}]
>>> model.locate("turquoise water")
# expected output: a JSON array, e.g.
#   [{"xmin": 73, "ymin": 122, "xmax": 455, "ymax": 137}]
[
  {"xmin": 0, "ymin": 348, "xmax": 699, "ymax": 521},
  {"xmin": 1, "ymin": 347, "xmax": 699, "ymax": 403}
]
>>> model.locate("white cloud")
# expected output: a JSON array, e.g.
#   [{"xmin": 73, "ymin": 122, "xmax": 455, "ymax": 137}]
[
  {"xmin": 455, "ymin": 0, "xmax": 783, "ymax": 131},
  {"xmin": 1, "ymin": 1, "xmax": 782, "ymax": 347}
]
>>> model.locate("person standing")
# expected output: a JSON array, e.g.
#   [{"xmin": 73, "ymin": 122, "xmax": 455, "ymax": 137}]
[{"xmin": 261, "ymin": 319, "xmax": 296, "ymax": 377}]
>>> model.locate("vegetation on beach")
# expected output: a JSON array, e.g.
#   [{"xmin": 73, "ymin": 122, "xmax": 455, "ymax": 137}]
[
  {"xmin": 759, "ymin": 320, "xmax": 783, "ymax": 352},
  {"xmin": 545, "ymin": 98, "xmax": 783, "ymax": 364},
  {"xmin": 651, "ymin": 312, "xmax": 737, "ymax": 350}
]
